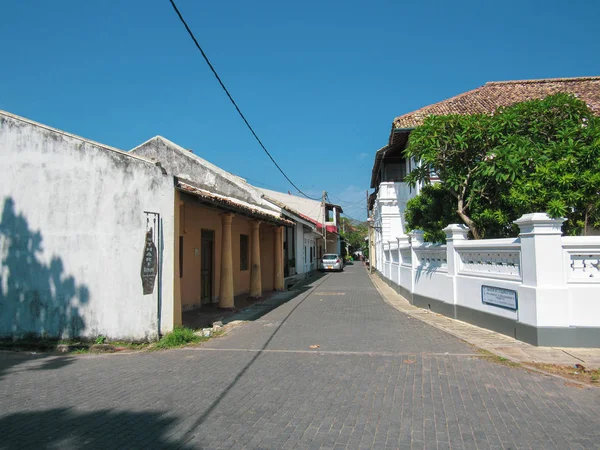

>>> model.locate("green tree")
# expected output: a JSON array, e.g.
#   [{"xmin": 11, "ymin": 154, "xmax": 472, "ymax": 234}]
[
  {"xmin": 339, "ymin": 217, "xmax": 368, "ymax": 254},
  {"xmin": 405, "ymin": 184, "xmax": 461, "ymax": 242},
  {"xmin": 404, "ymin": 93, "xmax": 600, "ymax": 239}
]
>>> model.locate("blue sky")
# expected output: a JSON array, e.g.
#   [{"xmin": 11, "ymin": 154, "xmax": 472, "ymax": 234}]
[{"xmin": 1, "ymin": 0, "xmax": 599, "ymax": 220}]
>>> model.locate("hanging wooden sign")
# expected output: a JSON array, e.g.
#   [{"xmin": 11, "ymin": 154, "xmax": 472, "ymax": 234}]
[{"xmin": 141, "ymin": 228, "xmax": 158, "ymax": 295}]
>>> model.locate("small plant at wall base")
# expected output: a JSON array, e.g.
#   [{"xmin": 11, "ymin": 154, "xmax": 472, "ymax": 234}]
[
  {"xmin": 404, "ymin": 93, "xmax": 600, "ymax": 239},
  {"xmin": 154, "ymin": 326, "xmax": 202, "ymax": 349},
  {"xmin": 95, "ymin": 335, "xmax": 106, "ymax": 345}
]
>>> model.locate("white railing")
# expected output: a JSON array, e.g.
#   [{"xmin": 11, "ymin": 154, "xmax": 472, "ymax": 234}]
[
  {"xmin": 415, "ymin": 245, "xmax": 448, "ymax": 272},
  {"xmin": 456, "ymin": 239, "xmax": 521, "ymax": 280},
  {"xmin": 399, "ymin": 247, "xmax": 412, "ymax": 267},
  {"xmin": 374, "ymin": 214, "xmax": 600, "ymax": 338},
  {"xmin": 562, "ymin": 236, "xmax": 600, "ymax": 282}
]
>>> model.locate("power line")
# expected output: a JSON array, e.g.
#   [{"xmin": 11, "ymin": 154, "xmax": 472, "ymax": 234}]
[
  {"xmin": 327, "ymin": 193, "xmax": 369, "ymax": 208},
  {"xmin": 342, "ymin": 213, "xmax": 367, "ymax": 224},
  {"xmin": 336, "ymin": 197, "xmax": 368, "ymax": 207},
  {"xmin": 167, "ymin": 0, "xmax": 319, "ymax": 201}
]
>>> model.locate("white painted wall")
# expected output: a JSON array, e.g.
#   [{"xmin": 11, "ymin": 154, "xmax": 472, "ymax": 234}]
[
  {"xmin": 561, "ymin": 235, "xmax": 600, "ymax": 326},
  {"xmin": 0, "ymin": 111, "xmax": 175, "ymax": 341},
  {"xmin": 378, "ymin": 214, "xmax": 600, "ymax": 333},
  {"xmin": 371, "ymin": 181, "xmax": 416, "ymax": 271}
]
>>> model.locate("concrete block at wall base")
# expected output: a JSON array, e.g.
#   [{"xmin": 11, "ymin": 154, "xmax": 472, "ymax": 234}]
[
  {"xmin": 418, "ymin": 294, "xmax": 600, "ymax": 347},
  {"xmin": 412, "ymin": 294, "xmax": 455, "ymax": 318}
]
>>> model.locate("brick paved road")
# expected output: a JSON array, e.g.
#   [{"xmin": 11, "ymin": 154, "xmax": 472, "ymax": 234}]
[{"xmin": 1, "ymin": 264, "xmax": 599, "ymax": 449}]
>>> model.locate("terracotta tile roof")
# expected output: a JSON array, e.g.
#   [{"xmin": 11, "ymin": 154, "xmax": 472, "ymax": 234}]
[
  {"xmin": 177, "ymin": 180, "xmax": 294, "ymax": 226},
  {"xmin": 392, "ymin": 77, "xmax": 600, "ymax": 129}
]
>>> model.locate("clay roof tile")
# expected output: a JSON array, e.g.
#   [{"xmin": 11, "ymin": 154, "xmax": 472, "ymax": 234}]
[{"xmin": 392, "ymin": 77, "xmax": 600, "ymax": 129}]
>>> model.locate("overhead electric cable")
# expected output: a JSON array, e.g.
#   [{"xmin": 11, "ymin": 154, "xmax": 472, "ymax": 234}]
[
  {"xmin": 335, "ymin": 197, "xmax": 368, "ymax": 207},
  {"xmin": 327, "ymin": 193, "xmax": 370, "ymax": 207},
  {"xmin": 342, "ymin": 213, "xmax": 367, "ymax": 224},
  {"xmin": 167, "ymin": 0, "xmax": 319, "ymax": 200}
]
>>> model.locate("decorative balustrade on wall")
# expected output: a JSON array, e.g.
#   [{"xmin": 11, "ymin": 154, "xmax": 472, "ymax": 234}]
[{"xmin": 375, "ymin": 214, "xmax": 600, "ymax": 348}]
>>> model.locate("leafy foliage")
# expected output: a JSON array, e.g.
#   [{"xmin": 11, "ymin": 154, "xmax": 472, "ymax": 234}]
[
  {"xmin": 339, "ymin": 217, "xmax": 368, "ymax": 254},
  {"xmin": 404, "ymin": 93, "xmax": 600, "ymax": 238},
  {"xmin": 405, "ymin": 184, "xmax": 461, "ymax": 242}
]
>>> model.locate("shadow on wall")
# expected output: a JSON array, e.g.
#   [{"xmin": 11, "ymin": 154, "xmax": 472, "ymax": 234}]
[
  {"xmin": 0, "ymin": 197, "xmax": 89, "ymax": 339},
  {"xmin": 0, "ymin": 408, "xmax": 195, "ymax": 449}
]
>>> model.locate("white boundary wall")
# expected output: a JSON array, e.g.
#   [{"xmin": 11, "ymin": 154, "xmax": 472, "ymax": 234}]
[{"xmin": 379, "ymin": 213, "xmax": 600, "ymax": 347}]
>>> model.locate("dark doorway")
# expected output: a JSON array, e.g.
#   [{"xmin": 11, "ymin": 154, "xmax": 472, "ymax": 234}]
[
  {"xmin": 201, "ymin": 229, "xmax": 214, "ymax": 305},
  {"xmin": 283, "ymin": 226, "xmax": 295, "ymax": 278}
]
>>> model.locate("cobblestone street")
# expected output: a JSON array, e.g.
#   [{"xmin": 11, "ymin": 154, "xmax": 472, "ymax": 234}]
[{"xmin": 1, "ymin": 264, "xmax": 599, "ymax": 449}]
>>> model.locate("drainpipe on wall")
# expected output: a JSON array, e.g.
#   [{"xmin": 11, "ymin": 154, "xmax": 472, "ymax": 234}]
[
  {"xmin": 157, "ymin": 213, "xmax": 162, "ymax": 340},
  {"xmin": 144, "ymin": 210, "xmax": 162, "ymax": 340}
]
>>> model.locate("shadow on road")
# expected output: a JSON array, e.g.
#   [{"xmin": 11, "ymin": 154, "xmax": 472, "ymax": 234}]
[
  {"xmin": 0, "ymin": 351, "xmax": 78, "ymax": 383},
  {"xmin": 0, "ymin": 407, "xmax": 196, "ymax": 449},
  {"xmin": 182, "ymin": 271, "xmax": 329, "ymax": 329},
  {"xmin": 179, "ymin": 272, "xmax": 332, "ymax": 441}
]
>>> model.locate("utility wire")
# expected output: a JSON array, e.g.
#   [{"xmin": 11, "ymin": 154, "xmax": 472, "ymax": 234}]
[
  {"xmin": 342, "ymin": 213, "xmax": 367, "ymax": 224},
  {"xmin": 167, "ymin": 0, "xmax": 319, "ymax": 201},
  {"xmin": 327, "ymin": 193, "xmax": 369, "ymax": 207},
  {"xmin": 336, "ymin": 197, "xmax": 368, "ymax": 207}
]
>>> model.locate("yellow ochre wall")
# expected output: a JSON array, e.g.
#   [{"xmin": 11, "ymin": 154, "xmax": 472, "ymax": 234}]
[
  {"xmin": 230, "ymin": 215, "xmax": 251, "ymax": 295},
  {"xmin": 176, "ymin": 194, "xmax": 279, "ymax": 311},
  {"xmin": 260, "ymin": 223, "xmax": 275, "ymax": 292},
  {"xmin": 179, "ymin": 198, "xmax": 221, "ymax": 310}
]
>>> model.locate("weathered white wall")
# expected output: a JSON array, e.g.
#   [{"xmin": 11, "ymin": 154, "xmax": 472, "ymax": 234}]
[
  {"xmin": 132, "ymin": 136, "xmax": 272, "ymax": 210},
  {"xmin": 0, "ymin": 112, "xmax": 175, "ymax": 341}
]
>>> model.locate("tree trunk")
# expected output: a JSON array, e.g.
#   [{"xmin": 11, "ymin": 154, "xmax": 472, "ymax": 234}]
[{"xmin": 457, "ymin": 197, "xmax": 481, "ymax": 239}]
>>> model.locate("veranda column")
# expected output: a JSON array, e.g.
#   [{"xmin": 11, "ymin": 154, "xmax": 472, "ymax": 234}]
[
  {"xmin": 219, "ymin": 212, "xmax": 235, "ymax": 309},
  {"xmin": 249, "ymin": 220, "xmax": 262, "ymax": 298},
  {"xmin": 274, "ymin": 226, "xmax": 284, "ymax": 291}
]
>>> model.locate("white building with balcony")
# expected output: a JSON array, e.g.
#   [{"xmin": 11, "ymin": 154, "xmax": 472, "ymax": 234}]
[
  {"xmin": 369, "ymin": 132, "xmax": 422, "ymax": 272},
  {"xmin": 367, "ymin": 77, "xmax": 600, "ymax": 347}
]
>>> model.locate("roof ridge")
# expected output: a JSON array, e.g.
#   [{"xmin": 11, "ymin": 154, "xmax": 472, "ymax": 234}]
[
  {"xmin": 0, "ymin": 109, "xmax": 158, "ymax": 166},
  {"xmin": 393, "ymin": 84, "xmax": 487, "ymax": 121},
  {"xmin": 144, "ymin": 135, "xmax": 249, "ymax": 184},
  {"xmin": 486, "ymin": 76, "xmax": 600, "ymax": 85}
]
